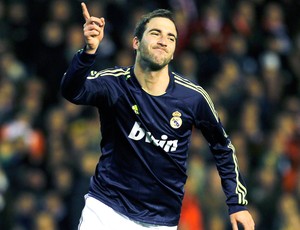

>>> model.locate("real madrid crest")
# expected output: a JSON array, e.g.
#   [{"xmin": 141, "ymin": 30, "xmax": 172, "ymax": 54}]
[{"xmin": 170, "ymin": 111, "xmax": 182, "ymax": 129}]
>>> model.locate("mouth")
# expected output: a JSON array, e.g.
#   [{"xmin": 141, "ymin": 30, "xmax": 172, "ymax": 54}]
[{"xmin": 154, "ymin": 47, "xmax": 168, "ymax": 53}]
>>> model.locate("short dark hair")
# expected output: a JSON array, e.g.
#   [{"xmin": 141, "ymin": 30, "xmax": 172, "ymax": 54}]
[{"xmin": 133, "ymin": 9, "xmax": 177, "ymax": 41}]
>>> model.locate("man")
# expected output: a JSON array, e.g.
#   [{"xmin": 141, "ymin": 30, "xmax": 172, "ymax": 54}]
[{"xmin": 61, "ymin": 2, "xmax": 255, "ymax": 230}]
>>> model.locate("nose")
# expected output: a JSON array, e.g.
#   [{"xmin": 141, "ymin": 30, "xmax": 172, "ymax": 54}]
[{"xmin": 157, "ymin": 36, "xmax": 167, "ymax": 46}]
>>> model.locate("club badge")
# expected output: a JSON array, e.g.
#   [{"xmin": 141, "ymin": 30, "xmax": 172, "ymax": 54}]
[{"xmin": 170, "ymin": 111, "xmax": 182, "ymax": 129}]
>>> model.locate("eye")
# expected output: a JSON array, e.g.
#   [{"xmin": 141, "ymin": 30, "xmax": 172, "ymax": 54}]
[
  {"xmin": 151, "ymin": 31, "xmax": 159, "ymax": 36},
  {"xmin": 167, "ymin": 36, "xmax": 176, "ymax": 42},
  {"xmin": 168, "ymin": 37, "xmax": 175, "ymax": 42}
]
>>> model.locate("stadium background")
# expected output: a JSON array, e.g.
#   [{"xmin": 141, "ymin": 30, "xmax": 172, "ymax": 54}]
[{"xmin": 0, "ymin": 0, "xmax": 300, "ymax": 229}]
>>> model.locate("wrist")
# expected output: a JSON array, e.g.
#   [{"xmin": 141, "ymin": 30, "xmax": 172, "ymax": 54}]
[
  {"xmin": 228, "ymin": 204, "xmax": 247, "ymax": 215},
  {"xmin": 84, "ymin": 45, "xmax": 98, "ymax": 54},
  {"xmin": 77, "ymin": 48, "xmax": 98, "ymax": 64}
]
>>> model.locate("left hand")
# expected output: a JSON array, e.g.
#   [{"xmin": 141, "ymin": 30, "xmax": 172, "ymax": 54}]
[{"xmin": 230, "ymin": 210, "xmax": 255, "ymax": 230}]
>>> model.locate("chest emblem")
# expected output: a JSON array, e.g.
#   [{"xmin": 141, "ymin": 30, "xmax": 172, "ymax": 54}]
[{"xmin": 170, "ymin": 111, "xmax": 182, "ymax": 129}]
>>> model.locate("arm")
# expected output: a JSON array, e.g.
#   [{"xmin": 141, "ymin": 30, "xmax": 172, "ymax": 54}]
[
  {"xmin": 195, "ymin": 94, "xmax": 255, "ymax": 229},
  {"xmin": 60, "ymin": 50, "xmax": 98, "ymax": 104},
  {"xmin": 60, "ymin": 3, "xmax": 106, "ymax": 104},
  {"xmin": 209, "ymin": 125, "xmax": 255, "ymax": 230}
]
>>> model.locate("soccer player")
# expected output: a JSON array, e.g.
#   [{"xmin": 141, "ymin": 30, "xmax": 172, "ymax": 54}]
[{"xmin": 61, "ymin": 2, "xmax": 255, "ymax": 230}]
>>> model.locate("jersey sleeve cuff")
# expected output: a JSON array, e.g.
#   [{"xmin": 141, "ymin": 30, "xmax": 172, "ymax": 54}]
[
  {"xmin": 76, "ymin": 47, "xmax": 98, "ymax": 64},
  {"xmin": 228, "ymin": 204, "xmax": 247, "ymax": 215}
]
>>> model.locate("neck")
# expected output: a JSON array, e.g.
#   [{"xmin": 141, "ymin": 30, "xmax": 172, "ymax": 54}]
[{"xmin": 134, "ymin": 62, "xmax": 170, "ymax": 96}]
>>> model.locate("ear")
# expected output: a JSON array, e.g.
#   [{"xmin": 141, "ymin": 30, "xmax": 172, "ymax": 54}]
[{"xmin": 132, "ymin": 37, "xmax": 139, "ymax": 50}]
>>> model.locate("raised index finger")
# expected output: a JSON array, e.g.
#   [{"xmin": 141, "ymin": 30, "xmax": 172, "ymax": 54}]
[{"xmin": 81, "ymin": 2, "xmax": 90, "ymax": 21}]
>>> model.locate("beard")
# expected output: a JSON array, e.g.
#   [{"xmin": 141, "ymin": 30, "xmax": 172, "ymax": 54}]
[{"xmin": 137, "ymin": 43, "xmax": 173, "ymax": 71}]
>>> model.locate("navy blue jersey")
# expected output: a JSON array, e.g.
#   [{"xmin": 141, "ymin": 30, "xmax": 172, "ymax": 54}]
[{"xmin": 61, "ymin": 50, "xmax": 248, "ymax": 226}]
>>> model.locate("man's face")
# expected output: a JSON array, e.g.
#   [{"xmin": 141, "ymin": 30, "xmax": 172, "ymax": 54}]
[{"xmin": 133, "ymin": 17, "xmax": 177, "ymax": 70}]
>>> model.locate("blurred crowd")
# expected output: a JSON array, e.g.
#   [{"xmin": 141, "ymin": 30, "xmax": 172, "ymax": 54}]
[{"xmin": 0, "ymin": 0, "xmax": 300, "ymax": 229}]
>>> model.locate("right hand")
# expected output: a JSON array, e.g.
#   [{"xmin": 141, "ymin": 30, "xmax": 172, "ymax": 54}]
[{"xmin": 81, "ymin": 2, "xmax": 105, "ymax": 54}]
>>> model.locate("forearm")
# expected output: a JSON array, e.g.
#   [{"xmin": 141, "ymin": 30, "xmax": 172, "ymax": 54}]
[
  {"xmin": 211, "ymin": 140, "xmax": 248, "ymax": 214},
  {"xmin": 60, "ymin": 49, "xmax": 97, "ymax": 103}
]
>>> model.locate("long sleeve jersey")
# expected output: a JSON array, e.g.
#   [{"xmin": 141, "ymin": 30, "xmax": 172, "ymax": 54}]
[{"xmin": 61, "ymin": 50, "xmax": 248, "ymax": 226}]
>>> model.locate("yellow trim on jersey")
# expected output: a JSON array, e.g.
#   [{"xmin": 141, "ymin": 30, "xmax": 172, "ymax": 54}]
[
  {"xmin": 87, "ymin": 68, "xmax": 130, "ymax": 79},
  {"xmin": 230, "ymin": 142, "xmax": 248, "ymax": 205},
  {"xmin": 173, "ymin": 73, "xmax": 219, "ymax": 122}
]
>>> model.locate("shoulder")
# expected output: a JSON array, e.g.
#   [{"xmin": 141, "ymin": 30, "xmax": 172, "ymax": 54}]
[
  {"xmin": 171, "ymin": 71, "xmax": 217, "ymax": 111},
  {"xmin": 171, "ymin": 71, "xmax": 208, "ymax": 99},
  {"xmin": 87, "ymin": 66, "xmax": 132, "ymax": 80},
  {"xmin": 171, "ymin": 72, "xmax": 218, "ymax": 120}
]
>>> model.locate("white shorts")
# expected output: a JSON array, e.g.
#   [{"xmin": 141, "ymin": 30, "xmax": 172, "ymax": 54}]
[{"xmin": 78, "ymin": 195, "xmax": 177, "ymax": 230}]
